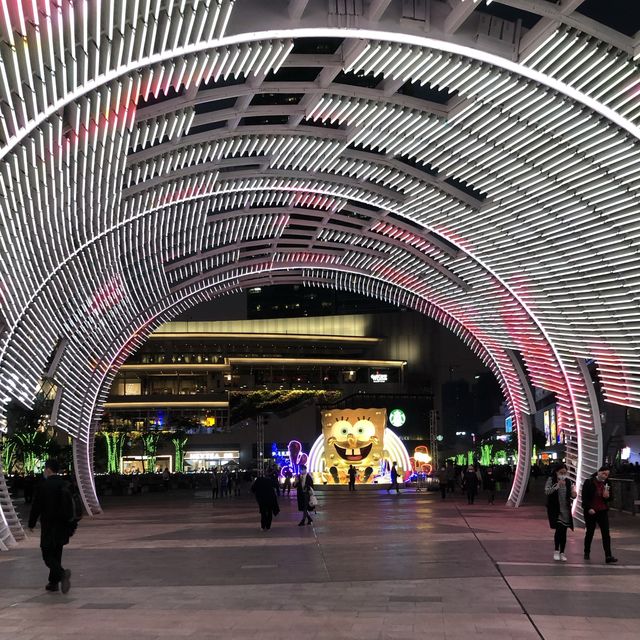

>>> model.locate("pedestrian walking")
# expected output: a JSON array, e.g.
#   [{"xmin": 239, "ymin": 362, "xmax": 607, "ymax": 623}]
[
  {"xmin": 251, "ymin": 475, "xmax": 280, "ymax": 531},
  {"xmin": 220, "ymin": 470, "xmax": 229, "ymax": 497},
  {"xmin": 28, "ymin": 460, "xmax": 73, "ymax": 593},
  {"xmin": 282, "ymin": 468, "xmax": 292, "ymax": 496},
  {"xmin": 386, "ymin": 461, "xmax": 400, "ymax": 494},
  {"xmin": 295, "ymin": 464, "xmax": 314, "ymax": 526},
  {"xmin": 446, "ymin": 462, "xmax": 456, "ymax": 493},
  {"xmin": 348, "ymin": 465, "xmax": 357, "ymax": 492},
  {"xmin": 462, "ymin": 465, "xmax": 479, "ymax": 504},
  {"xmin": 545, "ymin": 463, "xmax": 576, "ymax": 561},
  {"xmin": 23, "ymin": 472, "xmax": 35, "ymax": 504},
  {"xmin": 485, "ymin": 467, "xmax": 497, "ymax": 505},
  {"xmin": 582, "ymin": 465, "xmax": 618, "ymax": 563},
  {"xmin": 436, "ymin": 465, "xmax": 448, "ymax": 500},
  {"xmin": 210, "ymin": 471, "xmax": 219, "ymax": 500},
  {"xmin": 227, "ymin": 472, "xmax": 235, "ymax": 497}
]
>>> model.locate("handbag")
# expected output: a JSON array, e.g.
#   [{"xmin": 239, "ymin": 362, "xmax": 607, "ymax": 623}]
[{"xmin": 308, "ymin": 489, "xmax": 318, "ymax": 509}]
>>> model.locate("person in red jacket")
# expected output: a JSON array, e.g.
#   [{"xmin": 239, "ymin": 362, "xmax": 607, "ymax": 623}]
[{"xmin": 582, "ymin": 465, "xmax": 617, "ymax": 563}]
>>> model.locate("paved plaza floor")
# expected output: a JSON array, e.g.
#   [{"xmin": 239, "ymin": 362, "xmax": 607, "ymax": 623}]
[{"xmin": 1, "ymin": 485, "xmax": 640, "ymax": 640}]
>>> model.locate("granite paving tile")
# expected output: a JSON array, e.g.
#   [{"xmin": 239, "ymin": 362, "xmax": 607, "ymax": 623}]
[{"xmin": 2, "ymin": 489, "xmax": 639, "ymax": 640}]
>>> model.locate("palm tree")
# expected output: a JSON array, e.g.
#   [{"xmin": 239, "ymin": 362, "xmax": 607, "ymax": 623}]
[
  {"xmin": 5, "ymin": 397, "xmax": 56, "ymax": 473},
  {"xmin": 171, "ymin": 430, "xmax": 188, "ymax": 473},
  {"xmin": 141, "ymin": 432, "xmax": 162, "ymax": 472}
]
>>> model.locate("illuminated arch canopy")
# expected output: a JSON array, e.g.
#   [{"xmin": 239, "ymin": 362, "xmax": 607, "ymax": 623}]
[{"xmin": 1, "ymin": 0, "xmax": 639, "ymax": 545}]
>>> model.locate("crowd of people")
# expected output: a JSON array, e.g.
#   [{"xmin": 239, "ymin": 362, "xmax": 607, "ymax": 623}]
[
  {"xmin": 609, "ymin": 460, "xmax": 640, "ymax": 479},
  {"xmin": 434, "ymin": 462, "xmax": 513, "ymax": 504},
  {"xmin": 87, "ymin": 469, "xmax": 253, "ymax": 497}
]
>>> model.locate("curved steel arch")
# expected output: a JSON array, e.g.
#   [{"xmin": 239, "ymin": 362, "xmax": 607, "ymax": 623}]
[
  {"xmin": 1, "ymin": 3, "xmax": 638, "ymax": 542},
  {"xmin": 69, "ymin": 266, "xmax": 534, "ymax": 515},
  {"xmin": 1, "ymin": 21, "xmax": 637, "ymax": 164}
]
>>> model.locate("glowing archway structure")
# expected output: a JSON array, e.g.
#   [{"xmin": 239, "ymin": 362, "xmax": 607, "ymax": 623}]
[{"xmin": 1, "ymin": 0, "xmax": 639, "ymax": 545}]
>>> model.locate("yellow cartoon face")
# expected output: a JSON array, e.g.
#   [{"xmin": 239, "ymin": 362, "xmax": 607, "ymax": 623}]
[
  {"xmin": 328, "ymin": 418, "xmax": 378, "ymax": 462},
  {"xmin": 322, "ymin": 409, "xmax": 386, "ymax": 466}
]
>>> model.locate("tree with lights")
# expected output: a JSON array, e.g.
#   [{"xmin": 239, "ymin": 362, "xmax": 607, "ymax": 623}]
[
  {"xmin": 3, "ymin": 397, "xmax": 57, "ymax": 473},
  {"xmin": 170, "ymin": 431, "xmax": 188, "ymax": 473}
]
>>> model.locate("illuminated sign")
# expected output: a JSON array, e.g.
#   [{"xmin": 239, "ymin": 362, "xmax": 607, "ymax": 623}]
[
  {"xmin": 370, "ymin": 373, "xmax": 388, "ymax": 383},
  {"xmin": 184, "ymin": 451, "xmax": 239, "ymax": 461},
  {"xmin": 544, "ymin": 410, "xmax": 551, "ymax": 446},
  {"xmin": 543, "ymin": 407, "xmax": 559, "ymax": 445},
  {"xmin": 411, "ymin": 446, "xmax": 433, "ymax": 475},
  {"xmin": 389, "ymin": 409, "xmax": 406, "ymax": 427}
]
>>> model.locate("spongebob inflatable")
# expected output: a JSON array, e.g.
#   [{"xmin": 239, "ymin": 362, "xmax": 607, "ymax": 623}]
[{"xmin": 307, "ymin": 408, "xmax": 412, "ymax": 485}]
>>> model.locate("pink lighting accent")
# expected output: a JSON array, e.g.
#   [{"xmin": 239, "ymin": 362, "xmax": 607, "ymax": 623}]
[{"xmin": 88, "ymin": 276, "xmax": 124, "ymax": 315}]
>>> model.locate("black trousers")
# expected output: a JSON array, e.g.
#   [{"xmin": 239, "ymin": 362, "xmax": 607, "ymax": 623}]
[
  {"xmin": 440, "ymin": 484, "xmax": 446, "ymax": 499},
  {"xmin": 41, "ymin": 545, "xmax": 65, "ymax": 584},
  {"xmin": 554, "ymin": 524, "xmax": 568, "ymax": 552},
  {"xmin": 348, "ymin": 480, "xmax": 356, "ymax": 492},
  {"xmin": 466, "ymin": 490, "xmax": 476, "ymax": 504},
  {"xmin": 259, "ymin": 507, "xmax": 273, "ymax": 530},
  {"xmin": 584, "ymin": 510, "xmax": 612, "ymax": 557}
]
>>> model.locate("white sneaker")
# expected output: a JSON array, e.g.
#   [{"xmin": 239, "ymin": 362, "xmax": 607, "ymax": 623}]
[
  {"xmin": 553, "ymin": 551, "xmax": 560, "ymax": 561},
  {"xmin": 560, "ymin": 553, "xmax": 567, "ymax": 562}
]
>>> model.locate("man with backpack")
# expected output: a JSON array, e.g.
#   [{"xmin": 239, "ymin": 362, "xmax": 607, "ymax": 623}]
[{"xmin": 28, "ymin": 459, "xmax": 77, "ymax": 593}]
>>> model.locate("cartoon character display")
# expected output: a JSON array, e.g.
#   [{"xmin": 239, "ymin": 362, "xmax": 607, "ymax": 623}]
[
  {"xmin": 279, "ymin": 440, "xmax": 308, "ymax": 478},
  {"xmin": 411, "ymin": 446, "xmax": 433, "ymax": 475},
  {"xmin": 320, "ymin": 409, "xmax": 386, "ymax": 484}
]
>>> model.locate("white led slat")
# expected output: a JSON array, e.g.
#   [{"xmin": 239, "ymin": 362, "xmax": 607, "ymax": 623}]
[
  {"xmin": 1, "ymin": 7, "xmax": 639, "ymax": 525},
  {"xmin": 523, "ymin": 28, "xmax": 640, "ymax": 126}
]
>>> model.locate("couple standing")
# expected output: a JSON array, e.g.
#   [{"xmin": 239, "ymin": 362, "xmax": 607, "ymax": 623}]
[
  {"xmin": 252, "ymin": 464, "xmax": 315, "ymax": 529},
  {"xmin": 545, "ymin": 464, "xmax": 617, "ymax": 563}
]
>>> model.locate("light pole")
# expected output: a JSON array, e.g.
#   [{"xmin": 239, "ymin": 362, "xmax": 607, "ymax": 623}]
[
  {"xmin": 429, "ymin": 409, "xmax": 439, "ymax": 470},
  {"xmin": 257, "ymin": 414, "xmax": 265, "ymax": 477}
]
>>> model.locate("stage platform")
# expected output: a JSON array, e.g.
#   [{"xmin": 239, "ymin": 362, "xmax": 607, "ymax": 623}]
[{"xmin": 313, "ymin": 482, "xmax": 434, "ymax": 491}]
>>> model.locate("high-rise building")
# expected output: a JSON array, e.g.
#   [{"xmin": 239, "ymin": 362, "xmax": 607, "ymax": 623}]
[
  {"xmin": 247, "ymin": 285, "xmax": 397, "ymax": 319},
  {"xmin": 441, "ymin": 379, "xmax": 472, "ymax": 445}
]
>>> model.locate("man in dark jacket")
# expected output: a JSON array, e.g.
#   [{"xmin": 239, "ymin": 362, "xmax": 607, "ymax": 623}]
[
  {"xmin": 28, "ymin": 459, "xmax": 73, "ymax": 592},
  {"xmin": 582, "ymin": 465, "xmax": 617, "ymax": 563},
  {"xmin": 463, "ymin": 466, "xmax": 480, "ymax": 504},
  {"xmin": 251, "ymin": 474, "xmax": 280, "ymax": 531},
  {"xmin": 386, "ymin": 461, "xmax": 400, "ymax": 494}
]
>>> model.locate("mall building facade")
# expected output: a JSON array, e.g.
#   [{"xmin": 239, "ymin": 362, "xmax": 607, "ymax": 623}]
[{"xmin": 102, "ymin": 310, "xmax": 485, "ymax": 471}]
